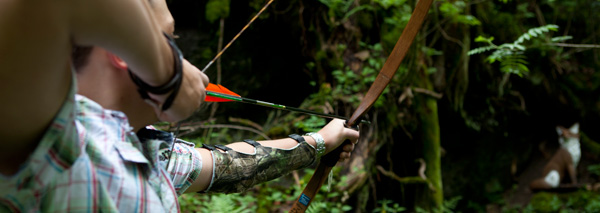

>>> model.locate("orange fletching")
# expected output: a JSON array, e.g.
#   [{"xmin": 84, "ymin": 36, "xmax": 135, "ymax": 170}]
[{"xmin": 205, "ymin": 83, "xmax": 241, "ymax": 102}]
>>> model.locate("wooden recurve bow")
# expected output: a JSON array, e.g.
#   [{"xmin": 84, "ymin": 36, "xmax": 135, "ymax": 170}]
[{"xmin": 289, "ymin": 0, "xmax": 434, "ymax": 211}]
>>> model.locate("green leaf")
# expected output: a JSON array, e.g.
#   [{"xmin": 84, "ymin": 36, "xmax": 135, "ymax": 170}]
[
  {"xmin": 455, "ymin": 15, "xmax": 481, "ymax": 26},
  {"xmin": 551, "ymin": 36, "xmax": 573, "ymax": 42},
  {"xmin": 422, "ymin": 46, "xmax": 443, "ymax": 56},
  {"xmin": 205, "ymin": 0, "xmax": 230, "ymax": 23},
  {"xmin": 427, "ymin": 67, "xmax": 437, "ymax": 74},
  {"xmin": 468, "ymin": 46, "xmax": 495, "ymax": 55},
  {"xmin": 439, "ymin": 2, "xmax": 460, "ymax": 16},
  {"xmin": 514, "ymin": 44, "xmax": 526, "ymax": 51},
  {"xmin": 342, "ymin": 5, "xmax": 374, "ymax": 21},
  {"xmin": 474, "ymin": 35, "xmax": 495, "ymax": 44},
  {"xmin": 373, "ymin": 0, "xmax": 407, "ymax": 10}
]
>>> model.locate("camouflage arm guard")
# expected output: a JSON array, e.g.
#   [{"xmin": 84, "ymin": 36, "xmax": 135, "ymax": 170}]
[{"xmin": 204, "ymin": 134, "xmax": 317, "ymax": 193}]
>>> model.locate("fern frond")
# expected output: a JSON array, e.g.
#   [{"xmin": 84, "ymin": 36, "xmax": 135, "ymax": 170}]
[
  {"xmin": 486, "ymin": 49, "xmax": 515, "ymax": 63},
  {"xmin": 473, "ymin": 24, "xmax": 561, "ymax": 77},
  {"xmin": 514, "ymin": 24, "xmax": 559, "ymax": 45},
  {"xmin": 468, "ymin": 46, "xmax": 495, "ymax": 55},
  {"xmin": 551, "ymin": 36, "xmax": 573, "ymax": 42},
  {"xmin": 499, "ymin": 54, "xmax": 529, "ymax": 77},
  {"xmin": 499, "ymin": 43, "xmax": 525, "ymax": 51}
]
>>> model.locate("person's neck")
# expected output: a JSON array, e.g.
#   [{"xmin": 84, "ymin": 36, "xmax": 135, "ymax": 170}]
[
  {"xmin": 128, "ymin": 113, "xmax": 156, "ymax": 132},
  {"xmin": 113, "ymin": 97, "xmax": 158, "ymax": 132}
]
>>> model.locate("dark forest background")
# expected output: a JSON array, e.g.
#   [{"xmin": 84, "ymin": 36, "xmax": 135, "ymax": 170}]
[{"xmin": 164, "ymin": 0, "xmax": 600, "ymax": 212}]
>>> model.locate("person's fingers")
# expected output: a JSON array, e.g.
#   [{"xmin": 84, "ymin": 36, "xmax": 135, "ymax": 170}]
[
  {"xmin": 153, "ymin": 60, "xmax": 208, "ymax": 122},
  {"xmin": 319, "ymin": 118, "xmax": 361, "ymax": 154},
  {"xmin": 343, "ymin": 126, "xmax": 360, "ymax": 142},
  {"xmin": 339, "ymin": 152, "xmax": 350, "ymax": 161},
  {"xmin": 343, "ymin": 143, "xmax": 354, "ymax": 152}
]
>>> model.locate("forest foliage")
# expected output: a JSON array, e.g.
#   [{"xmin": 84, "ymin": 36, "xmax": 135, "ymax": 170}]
[{"xmin": 167, "ymin": 0, "xmax": 600, "ymax": 211}]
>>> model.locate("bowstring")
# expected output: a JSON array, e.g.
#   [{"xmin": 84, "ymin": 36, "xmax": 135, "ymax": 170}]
[
  {"xmin": 171, "ymin": 0, "xmax": 275, "ymax": 160},
  {"xmin": 200, "ymin": 0, "xmax": 275, "ymax": 73},
  {"xmin": 166, "ymin": 122, "xmax": 181, "ymax": 171}
]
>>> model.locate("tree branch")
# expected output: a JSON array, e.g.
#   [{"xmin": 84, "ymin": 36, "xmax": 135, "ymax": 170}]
[
  {"xmin": 436, "ymin": 23, "xmax": 463, "ymax": 47},
  {"xmin": 413, "ymin": 87, "xmax": 443, "ymax": 99},
  {"xmin": 376, "ymin": 165, "xmax": 435, "ymax": 191},
  {"xmin": 547, "ymin": 43, "xmax": 600, "ymax": 48}
]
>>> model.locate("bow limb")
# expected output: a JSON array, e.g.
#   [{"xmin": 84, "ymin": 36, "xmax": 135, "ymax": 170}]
[
  {"xmin": 289, "ymin": 0, "xmax": 434, "ymax": 211},
  {"xmin": 347, "ymin": 0, "xmax": 433, "ymax": 126}
]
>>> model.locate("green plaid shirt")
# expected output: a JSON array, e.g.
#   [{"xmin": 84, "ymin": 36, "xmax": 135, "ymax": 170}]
[{"xmin": 0, "ymin": 92, "xmax": 202, "ymax": 212}]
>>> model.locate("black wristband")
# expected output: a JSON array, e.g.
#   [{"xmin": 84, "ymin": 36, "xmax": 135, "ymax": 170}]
[
  {"xmin": 202, "ymin": 144, "xmax": 216, "ymax": 151},
  {"xmin": 288, "ymin": 134, "xmax": 306, "ymax": 144},
  {"xmin": 215, "ymin": 145, "xmax": 232, "ymax": 152},
  {"xmin": 242, "ymin": 139, "xmax": 261, "ymax": 147},
  {"xmin": 128, "ymin": 32, "xmax": 184, "ymax": 111}
]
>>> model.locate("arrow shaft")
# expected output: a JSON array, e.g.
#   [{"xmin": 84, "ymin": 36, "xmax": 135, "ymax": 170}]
[{"xmin": 206, "ymin": 91, "xmax": 367, "ymax": 123}]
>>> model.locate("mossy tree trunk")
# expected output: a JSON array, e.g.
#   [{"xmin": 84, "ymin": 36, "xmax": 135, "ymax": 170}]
[{"xmin": 413, "ymin": 70, "xmax": 443, "ymax": 210}]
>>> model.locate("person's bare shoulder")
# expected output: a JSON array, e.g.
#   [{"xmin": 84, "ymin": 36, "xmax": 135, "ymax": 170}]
[{"xmin": 0, "ymin": 1, "xmax": 72, "ymax": 144}]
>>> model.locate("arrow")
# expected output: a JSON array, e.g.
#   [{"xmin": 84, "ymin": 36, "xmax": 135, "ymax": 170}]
[{"xmin": 204, "ymin": 83, "xmax": 369, "ymax": 124}]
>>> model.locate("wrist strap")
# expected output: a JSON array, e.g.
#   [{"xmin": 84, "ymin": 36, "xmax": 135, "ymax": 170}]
[
  {"xmin": 288, "ymin": 134, "xmax": 305, "ymax": 144},
  {"xmin": 215, "ymin": 145, "xmax": 232, "ymax": 152},
  {"xmin": 304, "ymin": 132, "xmax": 326, "ymax": 157},
  {"xmin": 129, "ymin": 32, "xmax": 184, "ymax": 111},
  {"xmin": 202, "ymin": 144, "xmax": 216, "ymax": 151},
  {"xmin": 242, "ymin": 139, "xmax": 261, "ymax": 147}
]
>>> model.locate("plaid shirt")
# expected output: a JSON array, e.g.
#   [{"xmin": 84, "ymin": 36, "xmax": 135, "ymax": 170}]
[{"xmin": 0, "ymin": 92, "xmax": 202, "ymax": 212}]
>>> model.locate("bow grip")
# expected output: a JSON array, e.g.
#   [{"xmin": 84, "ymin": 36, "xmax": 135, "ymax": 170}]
[{"xmin": 320, "ymin": 122, "xmax": 358, "ymax": 167}]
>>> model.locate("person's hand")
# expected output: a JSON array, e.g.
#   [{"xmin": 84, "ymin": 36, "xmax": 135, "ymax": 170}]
[
  {"xmin": 317, "ymin": 119, "xmax": 360, "ymax": 162},
  {"xmin": 147, "ymin": 59, "xmax": 209, "ymax": 122}
]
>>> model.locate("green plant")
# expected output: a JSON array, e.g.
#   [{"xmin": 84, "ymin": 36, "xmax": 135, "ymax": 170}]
[
  {"xmin": 203, "ymin": 194, "xmax": 256, "ymax": 213},
  {"xmin": 371, "ymin": 1, "xmax": 413, "ymax": 46},
  {"xmin": 297, "ymin": 167, "xmax": 353, "ymax": 213},
  {"xmin": 294, "ymin": 115, "xmax": 327, "ymax": 132},
  {"xmin": 527, "ymin": 191, "xmax": 600, "ymax": 212},
  {"xmin": 318, "ymin": 0, "xmax": 374, "ymax": 22},
  {"xmin": 442, "ymin": 196, "xmax": 462, "ymax": 212},
  {"xmin": 468, "ymin": 24, "xmax": 561, "ymax": 77},
  {"xmin": 372, "ymin": 0, "xmax": 407, "ymax": 10},
  {"xmin": 178, "ymin": 193, "xmax": 205, "ymax": 212},
  {"xmin": 585, "ymin": 198, "xmax": 600, "ymax": 212},
  {"xmin": 414, "ymin": 196, "xmax": 461, "ymax": 213},
  {"xmin": 373, "ymin": 199, "xmax": 406, "ymax": 213},
  {"xmin": 588, "ymin": 164, "xmax": 600, "ymax": 176},
  {"xmin": 329, "ymin": 42, "xmax": 387, "ymax": 108},
  {"xmin": 439, "ymin": 1, "xmax": 481, "ymax": 26},
  {"xmin": 307, "ymin": 200, "xmax": 352, "ymax": 213},
  {"xmin": 205, "ymin": 0, "xmax": 230, "ymax": 23},
  {"xmin": 179, "ymin": 193, "xmax": 257, "ymax": 213}
]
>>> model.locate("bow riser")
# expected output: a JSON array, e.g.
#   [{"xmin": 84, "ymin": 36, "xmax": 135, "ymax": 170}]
[{"xmin": 290, "ymin": 0, "xmax": 434, "ymax": 211}]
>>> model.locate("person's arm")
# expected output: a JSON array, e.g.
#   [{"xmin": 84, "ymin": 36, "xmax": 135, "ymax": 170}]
[
  {"xmin": 0, "ymin": 0, "xmax": 206, "ymax": 174},
  {"xmin": 70, "ymin": 0, "xmax": 171, "ymax": 84},
  {"xmin": 184, "ymin": 119, "xmax": 359, "ymax": 193},
  {"xmin": 69, "ymin": 0, "xmax": 208, "ymax": 122}
]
